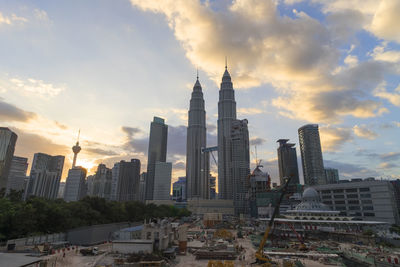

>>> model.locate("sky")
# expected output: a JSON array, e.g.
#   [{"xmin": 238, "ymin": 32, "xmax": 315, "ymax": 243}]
[{"xmin": 0, "ymin": 0, "xmax": 399, "ymax": 185}]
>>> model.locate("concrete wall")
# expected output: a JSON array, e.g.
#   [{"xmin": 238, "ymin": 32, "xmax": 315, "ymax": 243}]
[
  {"xmin": 112, "ymin": 241, "xmax": 153, "ymax": 254},
  {"xmin": 67, "ymin": 222, "xmax": 132, "ymax": 245}
]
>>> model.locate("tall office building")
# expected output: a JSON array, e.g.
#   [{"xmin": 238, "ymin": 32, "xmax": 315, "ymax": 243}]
[
  {"xmin": 139, "ymin": 172, "xmax": 147, "ymax": 202},
  {"xmin": 6, "ymin": 156, "xmax": 28, "ymax": 193},
  {"xmin": 0, "ymin": 127, "xmax": 18, "ymax": 190},
  {"xmin": 325, "ymin": 168, "xmax": 339, "ymax": 184},
  {"xmin": 145, "ymin": 117, "xmax": 168, "ymax": 200},
  {"xmin": 231, "ymin": 119, "xmax": 250, "ymax": 215},
  {"xmin": 172, "ymin": 176, "xmax": 187, "ymax": 201},
  {"xmin": 218, "ymin": 65, "xmax": 237, "ymax": 199},
  {"xmin": 93, "ymin": 163, "xmax": 112, "ymax": 200},
  {"xmin": 209, "ymin": 175, "xmax": 216, "ymax": 199},
  {"xmin": 153, "ymin": 162, "xmax": 172, "ymax": 200},
  {"xmin": 25, "ymin": 153, "xmax": 65, "ymax": 199},
  {"xmin": 186, "ymin": 75, "xmax": 208, "ymax": 199},
  {"xmin": 277, "ymin": 139, "xmax": 300, "ymax": 186},
  {"xmin": 111, "ymin": 159, "xmax": 141, "ymax": 201},
  {"xmin": 85, "ymin": 175, "xmax": 95, "ymax": 196},
  {"xmin": 64, "ymin": 166, "xmax": 87, "ymax": 202},
  {"xmin": 298, "ymin": 124, "xmax": 326, "ymax": 185},
  {"xmin": 57, "ymin": 182, "xmax": 66, "ymax": 198}
]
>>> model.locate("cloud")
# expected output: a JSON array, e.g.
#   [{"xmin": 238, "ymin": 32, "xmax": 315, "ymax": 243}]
[
  {"xmin": 130, "ymin": 0, "xmax": 396, "ymax": 123},
  {"xmin": 353, "ymin": 125, "xmax": 378, "ymax": 140},
  {"xmin": 250, "ymin": 137, "xmax": 266, "ymax": 146},
  {"xmin": 33, "ymin": 9, "xmax": 49, "ymax": 21},
  {"xmin": 324, "ymin": 159, "xmax": 379, "ymax": 178},
  {"xmin": 207, "ymin": 123, "xmax": 217, "ymax": 133},
  {"xmin": 379, "ymin": 162, "xmax": 398, "ymax": 169},
  {"xmin": 374, "ymin": 83, "xmax": 400, "ymax": 107},
  {"xmin": 237, "ymin": 107, "xmax": 264, "ymax": 116},
  {"xmin": 0, "ymin": 12, "xmax": 28, "ymax": 26},
  {"xmin": 380, "ymin": 152, "xmax": 400, "ymax": 161},
  {"xmin": 0, "ymin": 98, "xmax": 37, "ymax": 122},
  {"xmin": 167, "ymin": 125, "xmax": 186, "ymax": 156},
  {"xmin": 319, "ymin": 126, "xmax": 353, "ymax": 151},
  {"xmin": 8, "ymin": 77, "xmax": 65, "ymax": 98},
  {"xmin": 85, "ymin": 147, "xmax": 119, "ymax": 156},
  {"xmin": 315, "ymin": 0, "xmax": 400, "ymax": 43},
  {"xmin": 173, "ymin": 161, "xmax": 186, "ymax": 170},
  {"xmin": 121, "ymin": 126, "xmax": 148, "ymax": 154},
  {"xmin": 121, "ymin": 126, "xmax": 142, "ymax": 137}
]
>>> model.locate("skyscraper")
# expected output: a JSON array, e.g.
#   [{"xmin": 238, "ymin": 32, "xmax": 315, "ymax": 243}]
[
  {"xmin": 153, "ymin": 162, "xmax": 172, "ymax": 200},
  {"xmin": 186, "ymin": 75, "xmax": 208, "ymax": 199},
  {"xmin": 218, "ymin": 65, "xmax": 237, "ymax": 199},
  {"xmin": 6, "ymin": 156, "xmax": 28, "ymax": 193},
  {"xmin": 25, "ymin": 153, "xmax": 65, "ymax": 199},
  {"xmin": 72, "ymin": 130, "xmax": 81, "ymax": 168},
  {"xmin": 0, "ymin": 127, "xmax": 18, "ymax": 190},
  {"xmin": 231, "ymin": 119, "xmax": 250, "ymax": 215},
  {"xmin": 111, "ymin": 159, "xmax": 141, "ymax": 201},
  {"xmin": 93, "ymin": 163, "xmax": 112, "ymax": 200},
  {"xmin": 64, "ymin": 166, "xmax": 87, "ymax": 202},
  {"xmin": 145, "ymin": 117, "xmax": 168, "ymax": 200},
  {"xmin": 298, "ymin": 124, "xmax": 326, "ymax": 185},
  {"xmin": 325, "ymin": 168, "xmax": 339, "ymax": 184},
  {"xmin": 277, "ymin": 139, "xmax": 300, "ymax": 186}
]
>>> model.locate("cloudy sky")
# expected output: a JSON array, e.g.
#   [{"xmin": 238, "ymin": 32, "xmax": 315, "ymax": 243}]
[{"xmin": 0, "ymin": 0, "xmax": 399, "ymax": 185}]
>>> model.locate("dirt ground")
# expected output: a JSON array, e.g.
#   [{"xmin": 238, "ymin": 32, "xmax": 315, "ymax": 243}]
[{"xmin": 43, "ymin": 243, "xmax": 111, "ymax": 267}]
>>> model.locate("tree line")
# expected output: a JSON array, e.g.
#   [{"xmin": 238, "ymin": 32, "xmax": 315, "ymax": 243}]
[{"xmin": 0, "ymin": 190, "xmax": 191, "ymax": 241}]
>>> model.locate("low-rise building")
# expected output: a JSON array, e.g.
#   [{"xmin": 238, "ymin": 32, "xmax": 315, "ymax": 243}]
[
  {"xmin": 172, "ymin": 177, "xmax": 186, "ymax": 201},
  {"xmin": 313, "ymin": 179, "xmax": 400, "ymax": 224}
]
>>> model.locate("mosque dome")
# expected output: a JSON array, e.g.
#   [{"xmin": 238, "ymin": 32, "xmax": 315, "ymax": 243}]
[{"xmin": 294, "ymin": 187, "xmax": 331, "ymax": 211}]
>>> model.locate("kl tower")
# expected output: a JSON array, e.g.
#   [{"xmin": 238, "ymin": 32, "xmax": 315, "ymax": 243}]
[{"xmin": 72, "ymin": 130, "xmax": 81, "ymax": 167}]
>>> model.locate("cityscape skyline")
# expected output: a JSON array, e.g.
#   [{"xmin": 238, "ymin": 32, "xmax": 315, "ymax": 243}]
[{"xmin": 1, "ymin": 0, "xmax": 400, "ymax": 186}]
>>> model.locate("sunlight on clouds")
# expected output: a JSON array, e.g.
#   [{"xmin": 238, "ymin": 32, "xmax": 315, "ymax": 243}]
[
  {"xmin": 0, "ymin": 12, "xmax": 28, "ymax": 25},
  {"xmin": 353, "ymin": 125, "xmax": 378, "ymax": 140},
  {"xmin": 319, "ymin": 126, "xmax": 352, "ymax": 152},
  {"xmin": 130, "ymin": 0, "xmax": 394, "ymax": 123},
  {"xmin": 8, "ymin": 77, "xmax": 65, "ymax": 98}
]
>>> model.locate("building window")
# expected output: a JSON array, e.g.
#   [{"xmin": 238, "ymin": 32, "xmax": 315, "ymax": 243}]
[
  {"xmin": 360, "ymin": 193, "xmax": 371, "ymax": 198},
  {"xmin": 364, "ymin": 212, "xmax": 375, "ymax": 216},
  {"xmin": 346, "ymin": 188, "xmax": 357, "ymax": 192},
  {"xmin": 146, "ymin": 232, "xmax": 151, "ymax": 240},
  {"xmin": 335, "ymin": 200, "xmax": 345, "ymax": 204},
  {"xmin": 322, "ymin": 195, "xmax": 331, "ymax": 199},
  {"xmin": 363, "ymin": 206, "xmax": 374, "ymax": 211},
  {"xmin": 349, "ymin": 206, "xmax": 360, "ymax": 210},
  {"xmin": 333, "ymin": 189, "xmax": 344, "ymax": 193},
  {"xmin": 336, "ymin": 206, "xmax": 346, "ymax": 210},
  {"xmin": 347, "ymin": 194, "xmax": 358, "ymax": 198},
  {"xmin": 362, "ymin": 200, "xmax": 372, "ymax": 204},
  {"xmin": 323, "ymin": 201, "xmax": 332, "ymax": 205},
  {"xmin": 322, "ymin": 190, "xmax": 331, "ymax": 194},
  {"xmin": 359, "ymin": 188, "xmax": 370, "ymax": 192},
  {"xmin": 334, "ymin": 195, "xmax": 344, "ymax": 199},
  {"xmin": 348, "ymin": 200, "xmax": 359, "ymax": 204}
]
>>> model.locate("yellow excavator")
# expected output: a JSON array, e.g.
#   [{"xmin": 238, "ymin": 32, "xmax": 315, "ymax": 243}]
[{"xmin": 255, "ymin": 177, "xmax": 292, "ymax": 266}]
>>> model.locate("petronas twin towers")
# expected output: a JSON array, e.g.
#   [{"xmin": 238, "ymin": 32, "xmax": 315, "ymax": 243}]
[{"xmin": 186, "ymin": 65, "xmax": 250, "ymax": 211}]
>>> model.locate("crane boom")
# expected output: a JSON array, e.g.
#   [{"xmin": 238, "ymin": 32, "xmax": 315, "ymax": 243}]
[{"xmin": 255, "ymin": 176, "xmax": 292, "ymax": 264}]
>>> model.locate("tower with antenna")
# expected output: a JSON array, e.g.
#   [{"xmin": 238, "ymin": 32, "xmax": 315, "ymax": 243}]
[{"xmin": 72, "ymin": 130, "xmax": 81, "ymax": 168}]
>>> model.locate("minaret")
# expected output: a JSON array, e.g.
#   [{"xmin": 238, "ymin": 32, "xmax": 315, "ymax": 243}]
[
  {"xmin": 218, "ymin": 60, "xmax": 237, "ymax": 199},
  {"xmin": 186, "ymin": 70, "xmax": 208, "ymax": 199},
  {"xmin": 72, "ymin": 130, "xmax": 81, "ymax": 168}
]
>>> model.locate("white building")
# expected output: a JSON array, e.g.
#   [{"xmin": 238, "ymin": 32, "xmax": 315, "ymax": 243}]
[
  {"xmin": 64, "ymin": 167, "xmax": 87, "ymax": 202},
  {"xmin": 314, "ymin": 179, "xmax": 400, "ymax": 224},
  {"xmin": 153, "ymin": 162, "xmax": 172, "ymax": 200}
]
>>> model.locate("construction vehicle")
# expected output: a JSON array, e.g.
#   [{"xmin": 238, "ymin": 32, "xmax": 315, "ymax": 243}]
[
  {"xmin": 278, "ymin": 221, "xmax": 307, "ymax": 251},
  {"xmin": 255, "ymin": 177, "xmax": 292, "ymax": 266}
]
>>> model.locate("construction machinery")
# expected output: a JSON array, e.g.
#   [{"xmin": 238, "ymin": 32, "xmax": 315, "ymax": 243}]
[
  {"xmin": 278, "ymin": 221, "xmax": 307, "ymax": 251},
  {"xmin": 255, "ymin": 177, "xmax": 292, "ymax": 266}
]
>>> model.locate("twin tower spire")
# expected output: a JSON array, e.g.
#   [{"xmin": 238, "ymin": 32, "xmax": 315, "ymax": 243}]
[{"xmin": 186, "ymin": 61, "xmax": 236, "ymax": 200}]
